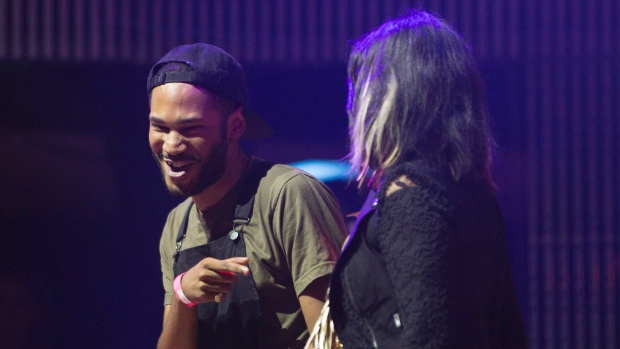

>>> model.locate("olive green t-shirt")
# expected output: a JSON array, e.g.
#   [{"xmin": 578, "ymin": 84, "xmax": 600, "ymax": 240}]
[{"xmin": 159, "ymin": 157, "xmax": 347, "ymax": 349}]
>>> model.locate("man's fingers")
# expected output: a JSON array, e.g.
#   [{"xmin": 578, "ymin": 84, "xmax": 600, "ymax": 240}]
[
  {"xmin": 207, "ymin": 257, "xmax": 250, "ymax": 276},
  {"xmin": 224, "ymin": 257, "xmax": 250, "ymax": 265},
  {"xmin": 199, "ymin": 283, "xmax": 232, "ymax": 294},
  {"xmin": 217, "ymin": 271, "xmax": 237, "ymax": 278},
  {"xmin": 198, "ymin": 257, "xmax": 250, "ymax": 278},
  {"xmin": 220, "ymin": 257, "xmax": 250, "ymax": 276},
  {"xmin": 182, "ymin": 257, "xmax": 252, "ymax": 304}
]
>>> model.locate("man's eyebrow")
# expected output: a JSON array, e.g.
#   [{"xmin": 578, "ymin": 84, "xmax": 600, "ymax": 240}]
[
  {"xmin": 149, "ymin": 115, "xmax": 165, "ymax": 124},
  {"xmin": 148, "ymin": 115, "xmax": 203, "ymax": 124}
]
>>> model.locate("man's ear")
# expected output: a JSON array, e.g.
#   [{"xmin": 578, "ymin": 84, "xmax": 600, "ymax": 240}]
[{"xmin": 227, "ymin": 107, "xmax": 246, "ymax": 140}]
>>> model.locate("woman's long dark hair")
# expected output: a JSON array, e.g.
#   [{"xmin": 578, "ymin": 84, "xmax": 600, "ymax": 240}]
[{"xmin": 347, "ymin": 10, "xmax": 495, "ymax": 191}]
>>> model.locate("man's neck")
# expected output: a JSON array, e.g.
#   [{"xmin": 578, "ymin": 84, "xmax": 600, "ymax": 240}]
[{"xmin": 192, "ymin": 151, "xmax": 250, "ymax": 212}]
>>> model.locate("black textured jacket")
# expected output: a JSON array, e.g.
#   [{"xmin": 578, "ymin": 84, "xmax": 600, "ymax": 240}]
[{"xmin": 330, "ymin": 161, "xmax": 527, "ymax": 348}]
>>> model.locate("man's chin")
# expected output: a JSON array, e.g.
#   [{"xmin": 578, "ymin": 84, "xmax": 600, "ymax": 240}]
[
  {"xmin": 165, "ymin": 177, "xmax": 209, "ymax": 197},
  {"xmin": 164, "ymin": 178, "xmax": 193, "ymax": 197},
  {"xmin": 166, "ymin": 186, "xmax": 189, "ymax": 197}
]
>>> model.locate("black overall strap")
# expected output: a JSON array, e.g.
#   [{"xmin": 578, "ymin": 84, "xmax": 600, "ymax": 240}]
[
  {"xmin": 173, "ymin": 160, "xmax": 274, "ymax": 260},
  {"xmin": 173, "ymin": 201, "xmax": 193, "ymax": 260},
  {"xmin": 230, "ymin": 161, "xmax": 274, "ymax": 235}
]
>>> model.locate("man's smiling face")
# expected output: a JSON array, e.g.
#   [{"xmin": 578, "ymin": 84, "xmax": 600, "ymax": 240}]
[{"xmin": 148, "ymin": 83, "xmax": 228, "ymax": 197}]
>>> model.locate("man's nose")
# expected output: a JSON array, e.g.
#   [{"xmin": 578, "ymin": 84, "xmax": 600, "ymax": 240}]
[{"xmin": 162, "ymin": 131, "xmax": 186, "ymax": 155}]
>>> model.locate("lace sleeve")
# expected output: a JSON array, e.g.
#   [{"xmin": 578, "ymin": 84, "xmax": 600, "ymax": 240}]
[{"xmin": 376, "ymin": 183, "xmax": 451, "ymax": 347}]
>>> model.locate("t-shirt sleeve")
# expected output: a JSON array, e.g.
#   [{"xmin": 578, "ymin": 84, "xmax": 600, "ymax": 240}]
[
  {"xmin": 159, "ymin": 209, "xmax": 178, "ymax": 306},
  {"xmin": 271, "ymin": 173, "xmax": 347, "ymax": 298}
]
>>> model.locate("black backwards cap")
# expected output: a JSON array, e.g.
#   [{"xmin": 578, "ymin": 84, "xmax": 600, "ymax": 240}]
[{"xmin": 147, "ymin": 43, "xmax": 273, "ymax": 139}]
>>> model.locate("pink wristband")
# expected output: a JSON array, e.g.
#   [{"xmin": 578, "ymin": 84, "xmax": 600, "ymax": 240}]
[{"xmin": 173, "ymin": 272, "xmax": 196, "ymax": 307}]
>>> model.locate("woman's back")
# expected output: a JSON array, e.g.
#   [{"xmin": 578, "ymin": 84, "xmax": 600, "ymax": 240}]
[{"xmin": 331, "ymin": 161, "xmax": 525, "ymax": 348}]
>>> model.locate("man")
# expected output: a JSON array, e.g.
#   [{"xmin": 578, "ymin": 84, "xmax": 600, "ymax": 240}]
[{"xmin": 147, "ymin": 43, "xmax": 347, "ymax": 349}]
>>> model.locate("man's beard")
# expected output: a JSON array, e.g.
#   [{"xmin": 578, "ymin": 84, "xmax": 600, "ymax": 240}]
[{"xmin": 154, "ymin": 131, "xmax": 228, "ymax": 198}]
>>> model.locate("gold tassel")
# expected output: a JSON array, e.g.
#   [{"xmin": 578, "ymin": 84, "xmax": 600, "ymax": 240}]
[{"xmin": 304, "ymin": 298, "xmax": 343, "ymax": 349}]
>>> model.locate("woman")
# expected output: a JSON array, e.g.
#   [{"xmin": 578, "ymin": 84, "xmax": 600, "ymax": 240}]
[{"xmin": 309, "ymin": 10, "xmax": 526, "ymax": 349}]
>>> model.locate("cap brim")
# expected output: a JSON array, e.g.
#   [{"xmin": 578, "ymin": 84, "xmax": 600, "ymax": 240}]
[{"xmin": 242, "ymin": 108, "xmax": 273, "ymax": 139}]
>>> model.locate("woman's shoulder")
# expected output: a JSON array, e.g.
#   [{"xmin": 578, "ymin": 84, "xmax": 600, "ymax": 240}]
[
  {"xmin": 384, "ymin": 161, "xmax": 448, "ymax": 189},
  {"xmin": 380, "ymin": 161, "xmax": 497, "ymax": 222},
  {"xmin": 379, "ymin": 161, "xmax": 480, "ymax": 224},
  {"xmin": 381, "ymin": 161, "xmax": 450, "ymax": 199}
]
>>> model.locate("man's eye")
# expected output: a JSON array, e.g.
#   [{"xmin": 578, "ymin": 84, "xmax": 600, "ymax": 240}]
[
  {"xmin": 183, "ymin": 126, "xmax": 201, "ymax": 132},
  {"xmin": 151, "ymin": 124, "xmax": 169, "ymax": 132}
]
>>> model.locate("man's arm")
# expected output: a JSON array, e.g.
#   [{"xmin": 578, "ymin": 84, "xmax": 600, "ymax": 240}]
[
  {"xmin": 157, "ymin": 299, "xmax": 199, "ymax": 349},
  {"xmin": 298, "ymin": 274, "xmax": 331, "ymax": 331},
  {"xmin": 273, "ymin": 173, "xmax": 346, "ymax": 332}
]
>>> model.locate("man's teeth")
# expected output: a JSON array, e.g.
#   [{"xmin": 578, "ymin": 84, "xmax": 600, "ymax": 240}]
[
  {"xmin": 167, "ymin": 167, "xmax": 185, "ymax": 177},
  {"xmin": 170, "ymin": 160, "xmax": 192, "ymax": 167},
  {"xmin": 165, "ymin": 162, "xmax": 191, "ymax": 177}
]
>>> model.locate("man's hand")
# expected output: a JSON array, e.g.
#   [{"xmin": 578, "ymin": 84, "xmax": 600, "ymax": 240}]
[{"xmin": 181, "ymin": 256, "xmax": 251, "ymax": 304}]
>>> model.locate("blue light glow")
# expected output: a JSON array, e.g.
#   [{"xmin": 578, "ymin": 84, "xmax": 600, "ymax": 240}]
[{"xmin": 289, "ymin": 159, "xmax": 353, "ymax": 182}]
